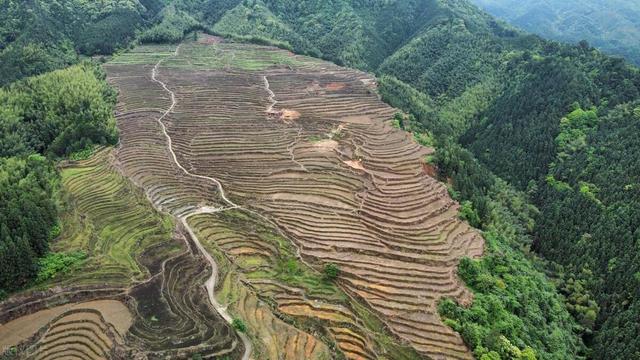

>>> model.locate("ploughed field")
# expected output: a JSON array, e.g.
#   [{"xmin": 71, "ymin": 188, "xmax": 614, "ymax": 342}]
[{"xmin": 0, "ymin": 35, "xmax": 483, "ymax": 360}]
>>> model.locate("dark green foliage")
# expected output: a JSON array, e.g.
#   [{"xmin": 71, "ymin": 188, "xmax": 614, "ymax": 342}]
[
  {"xmin": 75, "ymin": 9, "xmax": 145, "ymax": 55},
  {"xmin": 434, "ymin": 143, "xmax": 585, "ymax": 359},
  {"xmin": 0, "ymin": 41, "xmax": 78, "ymax": 88},
  {"xmin": 322, "ymin": 263, "xmax": 340, "ymax": 282},
  {"xmin": 232, "ymin": 318, "xmax": 247, "ymax": 332},
  {"xmin": 459, "ymin": 201, "xmax": 481, "ymax": 228},
  {"xmin": 471, "ymin": 0, "xmax": 640, "ymax": 66},
  {"xmin": 211, "ymin": 0, "xmax": 441, "ymax": 69},
  {"xmin": 140, "ymin": 0, "xmax": 167, "ymax": 15},
  {"xmin": 378, "ymin": 19, "xmax": 501, "ymax": 100},
  {"xmin": 0, "ymin": 63, "xmax": 118, "ymax": 157},
  {"xmin": 533, "ymin": 102, "xmax": 640, "ymax": 358},
  {"xmin": 379, "ymin": 76, "xmax": 441, "ymax": 135},
  {"xmin": 0, "ymin": 155, "xmax": 58, "ymax": 292},
  {"xmin": 139, "ymin": 5, "xmax": 201, "ymax": 43},
  {"xmin": 440, "ymin": 239, "xmax": 576, "ymax": 360},
  {"xmin": 462, "ymin": 56, "xmax": 598, "ymax": 188},
  {"xmin": 0, "ymin": 62, "xmax": 117, "ymax": 295},
  {"xmin": 198, "ymin": 0, "xmax": 244, "ymax": 23},
  {"xmin": 0, "ymin": 0, "xmax": 157, "ymax": 85},
  {"xmin": 554, "ymin": 268, "xmax": 599, "ymax": 336},
  {"xmin": 211, "ymin": 1, "xmax": 313, "ymax": 55}
]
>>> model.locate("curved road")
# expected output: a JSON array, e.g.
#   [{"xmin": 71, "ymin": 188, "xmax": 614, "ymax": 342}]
[{"xmin": 150, "ymin": 44, "xmax": 252, "ymax": 360}]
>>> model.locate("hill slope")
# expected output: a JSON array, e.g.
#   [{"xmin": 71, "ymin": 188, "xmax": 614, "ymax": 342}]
[
  {"xmin": 0, "ymin": 0, "xmax": 163, "ymax": 85},
  {"xmin": 2, "ymin": 36, "xmax": 482, "ymax": 360},
  {"xmin": 470, "ymin": 0, "xmax": 640, "ymax": 66},
  {"xmin": 192, "ymin": 0, "xmax": 640, "ymax": 358},
  {"xmin": 2, "ymin": 0, "xmax": 639, "ymax": 358},
  {"xmin": 105, "ymin": 37, "xmax": 483, "ymax": 359}
]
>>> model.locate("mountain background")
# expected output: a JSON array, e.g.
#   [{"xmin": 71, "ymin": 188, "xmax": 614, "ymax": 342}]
[
  {"xmin": 470, "ymin": 0, "xmax": 640, "ymax": 66},
  {"xmin": 1, "ymin": 0, "xmax": 639, "ymax": 359}
]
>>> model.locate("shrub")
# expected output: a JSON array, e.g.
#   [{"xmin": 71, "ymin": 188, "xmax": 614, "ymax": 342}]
[
  {"xmin": 232, "ymin": 318, "xmax": 247, "ymax": 332},
  {"xmin": 323, "ymin": 263, "xmax": 340, "ymax": 281},
  {"xmin": 36, "ymin": 251, "xmax": 87, "ymax": 283}
]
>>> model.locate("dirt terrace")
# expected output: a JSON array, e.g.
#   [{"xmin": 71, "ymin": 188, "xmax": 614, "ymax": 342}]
[
  {"xmin": 102, "ymin": 38, "xmax": 484, "ymax": 359},
  {"xmin": 0, "ymin": 149, "xmax": 243, "ymax": 359}
]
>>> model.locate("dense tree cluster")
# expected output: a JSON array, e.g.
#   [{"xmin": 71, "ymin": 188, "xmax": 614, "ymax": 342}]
[
  {"xmin": 534, "ymin": 102, "xmax": 640, "ymax": 358},
  {"xmin": 471, "ymin": 0, "xmax": 640, "ymax": 66},
  {"xmin": 435, "ymin": 141, "xmax": 585, "ymax": 359},
  {"xmin": 0, "ymin": 0, "xmax": 162, "ymax": 85},
  {"xmin": 0, "ymin": 64, "xmax": 118, "ymax": 296},
  {"xmin": 0, "ymin": 155, "xmax": 58, "ymax": 295},
  {"xmin": 208, "ymin": 0, "xmax": 441, "ymax": 68},
  {"xmin": 0, "ymin": 64, "xmax": 118, "ymax": 157},
  {"xmin": 139, "ymin": 5, "xmax": 202, "ymax": 43}
]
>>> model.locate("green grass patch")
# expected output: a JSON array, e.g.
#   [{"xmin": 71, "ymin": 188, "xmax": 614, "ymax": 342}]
[
  {"xmin": 68, "ymin": 145, "xmax": 96, "ymax": 161},
  {"xmin": 36, "ymin": 251, "xmax": 87, "ymax": 283},
  {"xmin": 48, "ymin": 148, "xmax": 179, "ymax": 288}
]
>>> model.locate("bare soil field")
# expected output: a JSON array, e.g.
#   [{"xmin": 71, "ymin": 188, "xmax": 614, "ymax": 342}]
[{"xmin": 0, "ymin": 300, "xmax": 130, "ymax": 349}]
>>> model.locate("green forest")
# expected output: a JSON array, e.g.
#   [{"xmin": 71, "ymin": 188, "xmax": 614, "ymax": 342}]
[
  {"xmin": 1, "ymin": 0, "xmax": 639, "ymax": 359},
  {"xmin": 0, "ymin": 63, "xmax": 118, "ymax": 296},
  {"xmin": 0, "ymin": 0, "xmax": 165, "ymax": 85},
  {"xmin": 470, "ymin": 0, "xmax": 640, "ymax": 66}
]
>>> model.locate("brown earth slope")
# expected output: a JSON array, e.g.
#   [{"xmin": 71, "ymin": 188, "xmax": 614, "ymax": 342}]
[{"xmin": 103, "ymin": 37, "xmax": 484, "ymax": 359}]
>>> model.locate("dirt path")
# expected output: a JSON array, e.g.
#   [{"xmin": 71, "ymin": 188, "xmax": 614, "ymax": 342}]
[
  {"xmin": 263, "ymin": 75, "xmax": 277, "ymax": 113},
  {"xmin": 149, "ymin": 47, "xmax": 381, "ymax": 360},
  {"xmin": 150, "ymin": 44, "xmax": 252, "ymax": 360}
]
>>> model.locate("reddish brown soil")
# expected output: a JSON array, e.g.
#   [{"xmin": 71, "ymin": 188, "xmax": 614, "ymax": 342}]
[
  {"xmin": 423, "ymin": 162, "xmax": 438, "ymax": 178},
  {"xmin": 198, "ymin": 34, "xmax": 224, "ymax": 45},
  {"xmin": 281, "ymin": 109, "xmax": 301, "ymax": 121},
  {"xmin": 325, "ymin": 82, "xmax": 347, "ymax": 91}
]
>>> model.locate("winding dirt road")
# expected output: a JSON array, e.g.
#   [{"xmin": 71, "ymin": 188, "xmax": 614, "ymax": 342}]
[{"xmin": 150, "ymin": 44, "xmax": 252, "ymax": 360}]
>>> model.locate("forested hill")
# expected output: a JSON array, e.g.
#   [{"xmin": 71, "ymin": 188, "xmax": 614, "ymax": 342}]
[
  {"xmin": 470, "ymin": 0, "xmax": 640, "ymax": 66},
  {"xmin": 2, "ymin": 0, "xmax": 640, "ymax": 359},
  {"xmin": 0, "ymin": 0, "xmax": 166, "ymax": 85}
]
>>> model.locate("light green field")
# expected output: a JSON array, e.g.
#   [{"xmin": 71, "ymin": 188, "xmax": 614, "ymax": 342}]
[
  {"xmin": 109, "ymin": 34, "xmax": 320, "ymax": 71},
  {"xmin": 44, "ymin": 148, "xmax": 180, "ymax": 288}
]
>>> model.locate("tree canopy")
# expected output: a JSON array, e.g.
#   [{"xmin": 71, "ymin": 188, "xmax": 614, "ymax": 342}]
[{"xmin": 0, "ymin": 63, "xmax": 117, "ymax": 296}]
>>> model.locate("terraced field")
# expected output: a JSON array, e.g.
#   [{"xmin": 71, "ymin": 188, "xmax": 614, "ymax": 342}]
[
  {"xmin": 0, "ymin": 149, "xmax": 242, "ymax": 359},
  {"xmin": 1, "ymin": 34, "xmax": 483, "ymax": 359},
  {"xmin": 103, "ymin": 34, "xmax": 484, "ymax": 359}
]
